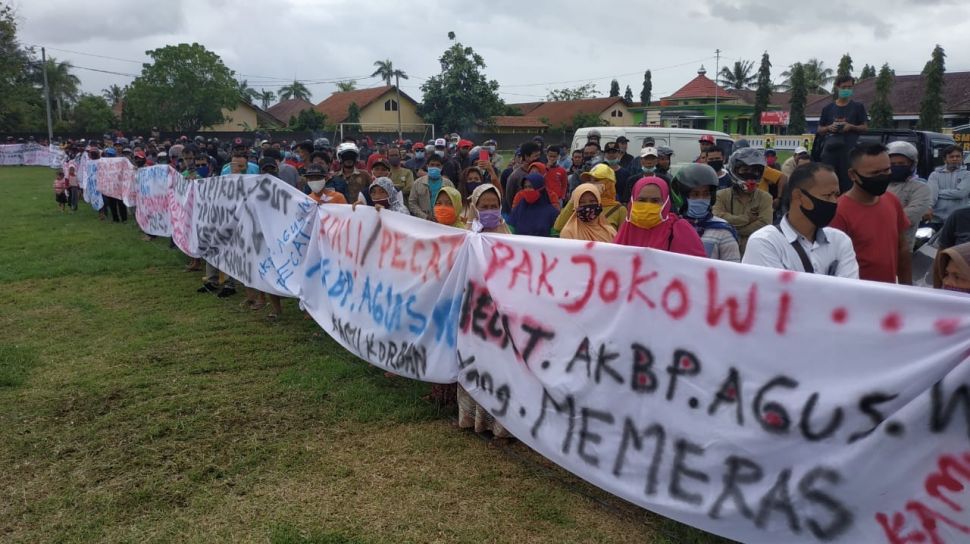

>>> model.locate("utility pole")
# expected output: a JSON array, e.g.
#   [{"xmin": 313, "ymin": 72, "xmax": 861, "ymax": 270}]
[
  {"xmin": 714, "ymin": 48, "xmax": 721, "ymax": 133},
  {"xmin": 41, "ymin": 47, "xmax": 53, "ymax": 144},
  {"xmin": 395, "ymin": 72, "xmax": 403, "ymax": 141}
]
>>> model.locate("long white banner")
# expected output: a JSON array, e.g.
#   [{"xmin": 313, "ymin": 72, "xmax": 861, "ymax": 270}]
[
  {"xmin": 0, "ymin": 143, "xmax": 65, "ymax": 168},
  {"xmin": 117, "ymin": 169, "xmax": 970, "ymax": 542}
]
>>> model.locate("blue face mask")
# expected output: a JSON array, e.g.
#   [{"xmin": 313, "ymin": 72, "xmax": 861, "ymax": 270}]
[
  {"xmin": 196, "ymin": 166, "xmax": 210, "ymax": 177},
  {"xmin": 605, "ymin": 158, "xmax": 620, "ymax": 166},
  {"xmin": 414, "ymin": 151, "xmax": 425, "ymax": 159},
  {"xmin": 642, "ymin": 165, "xmax": 656, "ymax": 174},
  {"xmin": 427, "ymin": 167, "xmax": 442, "ymax": 179},
  {"xmin": 686, "ymin": 198, "xmax": 711, "ymax": 219},
  {"xmin": 838, "ymin": 88, "xmax": 853, "ymax": 99}
]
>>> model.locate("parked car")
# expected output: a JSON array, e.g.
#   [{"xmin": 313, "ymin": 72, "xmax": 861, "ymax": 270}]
[
  {"xmin": 811, "ymin": 129, "xmax": 955, "ymax": 180},
  {"xmin": 571, "ymin": 127, "xmax": 734, "ymax": 164}
]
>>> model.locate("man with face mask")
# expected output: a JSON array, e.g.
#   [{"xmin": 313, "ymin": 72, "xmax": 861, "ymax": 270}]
[
  {"xmin": 306, "ymin": 163, "xmax": 347, "ymax": 205},
  {"xmin": 927, "ymin": 144, "xmax": 970, "ymax": 228},
  {"xmin": 703, "ymin": 147, "xmax": 731, "ymax": 189},
  {"xmin": 330, "ymin": 142, "xmax": 372, "ymax": 203},
  {"xmin": 404, "ymin": 142, "xmax": 428, "ymax": 177},
  {"xmin": 817, "ymin": 75, "xmax": 869, "ymax": 192},
  {"xmin": 656, "ymin": 146, "xmax": 674, "ymax": 176},
  {"xmin": 713, "ymin": 148, "xmax": 774, "ymax": 253},
  {"xmin": 618, "ymin": 146, "xmax": 664, "ymax": 204},
  {"xmin": 885, "ymin": 141, "xmax": 932, "ymax": 249},
  {"xmin": 673, "ymin": 163, "xmax": 741, "ymax": 262},
  {"xmin": 386, "ymin": 146, "xmax": 415, "ymax": 199},
  {"xmin": 443, "ymin": 139, "xmax": 474, "ymax": 187},
  {"xmin": 830, "ymin": 143, "xmax": 911, "ymax": 284},
  {"xmin": 743, "ymin": 163, "xmax": 858, "ymax": 278}
]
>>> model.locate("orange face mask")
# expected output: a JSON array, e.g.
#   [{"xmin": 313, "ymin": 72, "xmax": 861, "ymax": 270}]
[{"xmin": 434, "ymin": 204, "xmax": 457, "ymax": 225}]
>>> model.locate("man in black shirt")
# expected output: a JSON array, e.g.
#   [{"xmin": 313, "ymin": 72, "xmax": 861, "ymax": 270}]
[
  {"xmin": 817, "ymin": 75, "xmax": 868, "ymax": 192},
  {"xmin": 940, "ymin": 206, "xmax": 970, "ymax": 249}
]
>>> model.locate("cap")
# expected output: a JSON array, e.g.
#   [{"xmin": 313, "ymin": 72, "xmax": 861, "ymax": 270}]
[
  {"xmin": 656, "ymin": 146, "xmax": 674, "ymax": 157},
  {"xmin": 699, "ymin": 135, "xmax": 715, "ymax": 144},
  {"xmin": 532, "ymin": 135, "xmax": 544, "ymax": 143},
  {"xmin": 639, "ymin": 147, "xmax": 658, "ymax": 158},
  {"xmin": 413, "ymin": 142, "xmax": 426, "ymax": 150},
  {"xmin": 604, "ymin": 142, "xmax": 621, "ymax": 153},
  {"xmin": 260, "ymin": 139, "xmax": 269, "ymax": 145},
  {"xmin": 434, "ymin": 138, "xmax": 447, "ymax": 148},
  {"xmin": 616, "ymin": 136, "xmax": 630, "ymax": 144},
  {"xmin": 376, "ymin": 138, "xmax": 387, "ymax": 145},
  {"xmin": 794, "ymin": 146, "xmax": 809, "ymax": 155},
  {"xmin": 458, "ymin": 139, "xmax": 474, "ymax": 149},
  {"xmin": 527, "ymin": 161, "xmax": 547, "ymax": 175},
  {"xmin": 587, "ymin": 129, "xmax": 602, "ymax": 138},
  {"xmin": 157, "ymin": 151, "xmax": 168, "ymax": 158},
  {"xmin": 258, "ymin": 157, "xmax": 277, "ymax": 171},
  {"xmin": 764, "ymin": 148, "xmax": 777, "ymax": 156},
  {"xmin": 233, "ymin": 137, "xmax": 244, "ymax": 146},
  {"xmin": 371, "ymin": 157, "xmax": 390, "ymax": 170},
  {"xmin": 305, "ymin": 163, "xmax": 326, "ymax": 177},
  {"xmin": 134, "ymin": 150, "xmax": 146, "ymax": 159}
]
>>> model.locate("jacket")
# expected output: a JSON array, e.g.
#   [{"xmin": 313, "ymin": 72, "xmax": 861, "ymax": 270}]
[
  {"xmin": 887, "ymin": 176, "xmax": 932, "ymax": 247},
  {"xmin": 928, "ymin": 166, "xmax": 970, "ymax": 223},
  {"xmin": 713, "ymin": 187, "xmax": 773, "ymax": 253},
  {"xmin": 407, "ymin": 176, "xmax": 455, "ymax": 220}
]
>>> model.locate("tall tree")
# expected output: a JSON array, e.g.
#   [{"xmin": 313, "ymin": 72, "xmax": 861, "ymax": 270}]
[
  {"xmin": 752, "ymin": 52, "xmax": 772, "ymax": 135},
  {"xmin": 640, "ymin": 70, "xmax": 652, "ymax": 104},
  {"xmin": 257, "ymin": 89, "xmax": 275, "ymax": 109},
  {"xmin": 836, "ymin": 54, "xmax": 853, "ymax": 79},
  {"xmin": 72, "ymin": 94, "xmax": 116, "ymax": 133},
  {"xmin": 859, "ymin": 64, "xmax": 877, "ymax": 80},
  {"xmin": 124, "ymin": 43, "xmax": 239, "ymax": 132},
  {"xmin": 547, "ymin": 83, "xmax": 598, "ymax": 101},
  {"xmin": 918, "ymin": 44, "xmax": 946, "ymax": 132},
  {"xmin": 278, "ymin": 80, "xmax": 311, "ymax": 101},
  {"xmin": 237, "ymin": 79, "xmax": 260, "ymax": 102},
  {"xmin": 779, "ymin": 58, "xmax": 834, "ymax": 94},
  {"xmin": 623, "ymin": 85, "xmax": 633, "ymax": 102},
  {"xmin": 609, "ymin": 79, "xmax": 620, "ymax": 97},
  {"xmin": 869, "ymin": 63, "xmax": 895, "ymax": 129},
  {"xmin": 35, "ymin": 57, "xmax": 80, "ymax": 121},
  {"xmin": 0, "ymin": 4, "xmax": 43, "ymax": 131},
  {"xmin": 346, "ymin": 102, "xmax": 361, "ymax": 124},
  {"xmin": 371, "ymin": 59, "xmax": 408, "ymax": 87},
  {"xmin": 418, "ymin": 32, "xmax": 505, "ymax": 133},
  {"xmin": 102, "ymin": 84, "xmax": 126, "ymax": 106},
  {"xmin": 788, "ymin": 63, "xmax": 808, "ymax": 134},
  {"xmin": 718, "ymin": 60, "xmax": 757, "ymax": 91},
  {"xmin": 336, "ymin": 80, "xmax": 357, "ymax": 92}
]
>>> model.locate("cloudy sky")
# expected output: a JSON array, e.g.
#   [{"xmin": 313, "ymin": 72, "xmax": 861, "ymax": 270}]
[{"xmin": 12, "ymin": 0, "xmax": 970, "ymax": 106}]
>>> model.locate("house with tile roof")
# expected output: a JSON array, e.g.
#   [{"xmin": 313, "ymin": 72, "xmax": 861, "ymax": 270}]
[
  {"xmin": 314, "ymin": 85, "xmax": 425, "ymax": 132},
  {"xmin": 478, "ymin": 116, "xmax": 549, "ymax": 134},
  {"xmin": 266, "ymin": 98, "xmax": 316, "ymax": 126},
  {"xmin": 201, "ymin": 101, "xmax": 282, "ymax": 131},
  {"xmin": 507, "ymin": 97, "xmax": 632, "ymax": 130}
]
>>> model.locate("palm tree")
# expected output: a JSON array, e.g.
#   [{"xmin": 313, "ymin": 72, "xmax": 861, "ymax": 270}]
[
  {"xmin": 371, "ymin": 59, "xmax": 409, "ymax": 87},
  {"xmin": 102, "ymin": 84, "xmax": 125, "ymax": 106},
  {"xmin": 257, "ymin": 89, "xmax": 275, "ymax": 109},
  {"xmin": 778, "ymin": 58, "xmax": 835, "ymax": 94},
  {"xmin": 336, "ymin": 80, "xmax": 357, "ymax": 92},
  {"xmin": 278, "ymin": 80, "xmax": 311, "ymax": 101},
  {"xmin": 237, "ymin": 79, "xmax": 260, "ymax": 102},
  {"xmin": 718, "ymin": 60, "xmax": 757, "ymax": 91},
  {"xmin": 35, "ymin": 57, "xmax": 80, "ymax": 121}
]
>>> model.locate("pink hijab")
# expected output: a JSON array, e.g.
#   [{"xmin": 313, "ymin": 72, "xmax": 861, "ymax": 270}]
[{"xmin": 613, "ymin": 177, "xmax": 706, "ymax": 257}]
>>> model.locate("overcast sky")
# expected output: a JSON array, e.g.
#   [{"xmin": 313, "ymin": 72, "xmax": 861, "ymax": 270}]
[{"xmin": 12, "ymin": 0, "xmax": 970, "ymax": 106}]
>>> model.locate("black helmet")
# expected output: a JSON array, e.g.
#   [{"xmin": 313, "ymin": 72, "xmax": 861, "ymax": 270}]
[{"xmin": 672, "ymin": 163, "xmax": 721, "ymax": 214}]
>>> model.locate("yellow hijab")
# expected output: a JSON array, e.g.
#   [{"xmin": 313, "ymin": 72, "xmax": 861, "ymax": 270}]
[
  {"xmin": 559, "ymin": 183, "xmax": 617, "ymax": 243},
  {"xmin": 580, "ymin": 163, "xmax": 619, "ymax": 206},
  {"xmin": 435, "ymin": 186, "xmax": 466, "ymax": 228}
]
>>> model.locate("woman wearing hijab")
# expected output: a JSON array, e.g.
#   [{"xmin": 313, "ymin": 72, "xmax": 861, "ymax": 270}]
[
  {"xmin": 432, "ymin": 186, "xmax": 466, "ymax": 229},
  {"xmin": 671, "ymin": 163, "xmax": 740, "ymax": 262},
  {"xmin": 933, "ymin": 242, "xmax": 970, "ymax": 294},
  {"xmin": 558, "ymin": 183, "xmax": 617, "ymax": 243},
  {"xmin": 509, "ymin": 173, "xmax": 558, "ymax": 237},
  {"xmin": 467, "ymin": 184, "xmax": 509, "ymax": 234},
  {"xmin": 614, "ymin": 176, "xmax": 707, "ymax": 257},
  {"xmin": 554, "ymin": 163, "xmax": 627, "ymax": 232},
  {"xmin": 362, "ymin": 176, "xmax": 410, "ymax": 215}
]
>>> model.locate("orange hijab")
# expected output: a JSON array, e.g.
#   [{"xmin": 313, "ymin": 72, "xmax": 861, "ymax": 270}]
[{"xmin": 559, "ymin": 183, "xmax": 617, "ymax": 242}]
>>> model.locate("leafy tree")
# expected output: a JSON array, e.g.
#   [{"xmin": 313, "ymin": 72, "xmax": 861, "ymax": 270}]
[
  {"xmin": 237, "ymin": 79, "xmax": 260, "ymax": 102},
  {"xmin": 288, "ymin": 109, "xmax": 328, "ymax": 131},
  {"xmin": 752, "ymin": 52, "xmax": 772, "ymax": 134},
  {"xmin": 34, "ymin": 57, "xmax": 80, "ymax": 121},
  {"xmin": 279, "ymin": 80, "xmax": 311, "ymax": 101},
  {"xmin": 918, "ymin": 45, "xmax": 946, "ymax": 132},
  {"xmin": 371, "ymin": 59, "xmax": 408, "ymax": 86},
  {"xmin": 859, "ymin": 64, "xmax": 877, "ymax": 80},
  {"xmin": 102, "ymin": 84, "xmax": 125, "ymax": 106},
  {"xmin": 346, "ymin": 102, "xmax": 361, "ymax": 124},
  {"xmin": 418, "ymin": 33, "xmax": 505, "ymax": 133},
  {"xmin": 0, "ymin": 5, "xmax": 43, "ymax": 131},
  {"xmin": 836, "ymin": 53, "xmax": 853, "ymax": 79},
  {"xmin": 640, "ymin": 70, "xmax": 652, "ymax": 104},
  {"xmin": 124, "ymin": 43, "xmax": 239, "ymax": 132},
  {"xmin": 718, "ymin": 60, "xmax": 757, "ymax": 91},
  {"xmin": 779, "ymin": 58, "xmax": 834, "ymax": 94},
  {"xmin": 869, "ymin": 63, "xmax": 895, "ymax": 129},
  {"xmin": 72, "ymin": 94, "xmax": 115, "ymax": 133},
  {"xmin": 336, "ymin": 80, "xmax": 357, "ymax": 92},
  {"xmin": 623, "ymin": 85, "xmax": 633, "ymax": 102},
  {"xmin": 257, "ymin": 89, "xmax": 275, "ymax": 109},
  {"xmin": 546, "ymin": 83, "xmax": 598, "ymax": 101},
  {"xmin": 788, "ymin": 63, "xmax": 808, "ymax": 134},
  {"xmin": 609, "ymin": 79, "xmax": 620, "ymax": 97}
]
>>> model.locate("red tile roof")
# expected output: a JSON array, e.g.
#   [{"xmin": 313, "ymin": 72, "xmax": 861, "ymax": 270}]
[
  {"xmin": 508, "ymin": 102, "xmax": 545, "ymax": 115},
  {"xmin": 733, "ymin": 89, "xmax": 829, "ymax": 109},
  {"xmin": 314, "ymin": 85, "xmax": 417, "ymax": 124},
  {"xmin": 267, "ymin": 98, "xmax": 315, "ymax": 125},
  {"xmin": 664, "ymin": 74, "xmax": 736, "ymax": 100},
  {"xmin": 805, "ymin": 71, "xmax": 970, "ymax": 116},
  {"xmin": 525, "ymin": 97, "xmax": 627, "ymax": 127},
  {"xmin": 482, "ymin": 116, "xmax": 548, "ymax": 128}
]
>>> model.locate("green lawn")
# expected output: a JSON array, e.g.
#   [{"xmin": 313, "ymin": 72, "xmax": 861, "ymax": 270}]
[{"xmin": 0, "ymin": 166, "xmax": 728, "ymax": 543}]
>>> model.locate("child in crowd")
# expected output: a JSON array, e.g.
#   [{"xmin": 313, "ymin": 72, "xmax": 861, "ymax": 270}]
[{"xmin": 53, "ymin": 171, "xmax": 68, "ymax": 212}]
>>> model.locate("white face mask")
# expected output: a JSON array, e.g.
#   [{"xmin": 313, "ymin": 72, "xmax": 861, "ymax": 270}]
[{"xmin": 308, "ymin": 179, "xmax": 326, "ymax": 193}]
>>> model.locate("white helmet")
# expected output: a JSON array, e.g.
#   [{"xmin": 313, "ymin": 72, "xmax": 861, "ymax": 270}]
[
  {"xmin": 336, "ymin": 142, "xmax": 359, "ymax": 159},
  {"xmin": 886, "ymin": 140, "xmax": 918, "ymax": 165}
]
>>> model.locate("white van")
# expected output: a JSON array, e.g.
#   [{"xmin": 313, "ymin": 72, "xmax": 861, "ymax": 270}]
[{"xmin": 571, "ymin": 127, "xmax": 734, "ymax": 163}]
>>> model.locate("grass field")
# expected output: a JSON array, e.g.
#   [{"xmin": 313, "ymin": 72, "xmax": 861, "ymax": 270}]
[{"xmin": 0, "ymin": 166, "xmax": 729, "ymax": 543}]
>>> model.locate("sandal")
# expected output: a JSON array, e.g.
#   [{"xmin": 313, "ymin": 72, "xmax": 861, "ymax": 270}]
[
  {"xmin": 239, "ymin": 299, "xmax": 256, "ymax": 309},
  {"xmin": 250, "ymin": 302, "xmax": 266, "ymax": 311},
  {"xmin": 266, "ymin": 312, "xmax": 279, "ymax": 321}
]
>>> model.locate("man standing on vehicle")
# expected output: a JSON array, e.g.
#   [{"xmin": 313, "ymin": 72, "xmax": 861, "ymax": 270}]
[
  {"xmin": 817, "ymin": 75, "xmax": 868, "ymax": 193},
  {"xmin": 616, "ymin": 136, "xmax": 635, "ymax": 169},
  {"xmin": 927, "ymin": 144, "xmax": 970, "ymax": 229},
  {"xmin": 886, "ymin": 141, "xmax": 932, "ymax": 249}
]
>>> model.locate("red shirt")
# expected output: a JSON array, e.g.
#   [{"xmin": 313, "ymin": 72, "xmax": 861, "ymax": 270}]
[
  {"xmin": 829, "ymin": 191, "xmax": 909, "ymax": 283},
  {"xmin": 545, "ymin": 166, "xmax": 569, "ymax": 203}
]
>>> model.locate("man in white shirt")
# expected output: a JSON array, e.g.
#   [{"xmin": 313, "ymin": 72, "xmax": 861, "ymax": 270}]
[{"xmin": 743, "ymin": 162, "xmax": 859, "ymax": 278}]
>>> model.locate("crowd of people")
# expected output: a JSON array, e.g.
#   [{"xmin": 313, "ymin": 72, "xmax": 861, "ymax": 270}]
[{"xmin": 41, "ymin": 91, "xmax": 970, "ymax": 435}]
